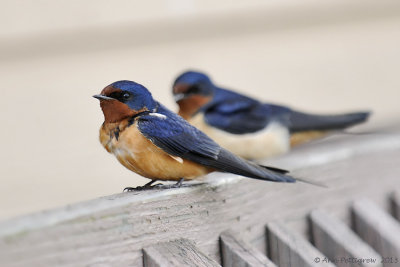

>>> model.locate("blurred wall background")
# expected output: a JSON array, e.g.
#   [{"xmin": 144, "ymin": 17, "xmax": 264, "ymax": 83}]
[{"xmin": 1, "ymin": 0, "xmax": 400, "ymax": 220}]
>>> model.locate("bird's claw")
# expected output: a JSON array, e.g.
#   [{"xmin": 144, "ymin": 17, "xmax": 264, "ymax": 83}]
[
  {"xmin": 123, "ymin": 178, "xmax": 185, "ymax": 191},
  {"xmin": 123, "ymin": 184, "xmax": 161, "ymax": 192},
  {"xmin": 153, "ymin": 178, "xmax": 184, "ymax": 189},
  {"xmin": 123, "ymin": 180, "xmax": 161, "ymax": 192}
]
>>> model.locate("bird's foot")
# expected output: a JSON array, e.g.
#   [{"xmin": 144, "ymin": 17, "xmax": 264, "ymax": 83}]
[
  {"xmin": 124, "ymin": 179, "xmax": 187, "ymax": 191},
  {"xmin": 153, "ymin": 178, "xmax": 185, "ymax": 190},
  {"xmin": 123, "ymin": 180, "xmax": 161, "ymax": 192}
]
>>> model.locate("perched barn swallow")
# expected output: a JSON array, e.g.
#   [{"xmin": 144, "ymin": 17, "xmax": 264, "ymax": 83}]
[
  {"xmin": 94, "ymin": 80, "xmax": 298, "ymax": 190},
  {"xmin": 172, "ymin": 71, "xmax": 370, "ymax": 159}
]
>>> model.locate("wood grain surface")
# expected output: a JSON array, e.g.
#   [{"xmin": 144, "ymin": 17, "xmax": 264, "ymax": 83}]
[
  {"xmin": 220, "ymin": 230, "xmax": 276, "ymax": 267},
  {"xmin": 351, "ymin": 199, "xmax": 400, "ymax": 263},
  {"xmin": 1, "ymin": 131, "xmax": 400, "ymax": 266},
  {"xmin": 267, "ymin": 222, "xmax": 335, "ymax": 267},
  {"xmin": 309, "ymin": 209, "xmax": 382, "ymax": 267},
  {"xmin": 143, "ymin": 239, "xmax": 220, "ymax": 267}
]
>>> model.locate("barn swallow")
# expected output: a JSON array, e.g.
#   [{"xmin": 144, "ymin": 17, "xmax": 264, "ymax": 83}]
[
  {"xmin": 172, "ymin": 70, "xmax": 370, "ymax": 159},
  {"xmin": 94, "ymin": 80, "xmax": 297, "ymax": 190}
]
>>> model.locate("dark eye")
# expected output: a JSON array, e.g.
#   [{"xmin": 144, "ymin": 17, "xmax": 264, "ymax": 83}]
[
  {"xmin": 122, "ymin": 92, "xmax": 131, "ymax": 100},
  {"xmin": 188, "ymin": 86, "xmax": 200, "ymax": 94}
]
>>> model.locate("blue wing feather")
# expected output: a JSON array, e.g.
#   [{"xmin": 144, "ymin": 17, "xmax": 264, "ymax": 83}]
[
  {"xmin": 203, "ymin": 88, "xmax": 291, "ymax": 134},
  {"xmin": 203, "ymin": 88, "xmax": 369, "ymax": 134},
  {"xmin": 138, "ymin": 104, "xmax": 220, "ymax": 159},
  {"xmin": 137, "ymin": 103, "xmax": 295, "ymax": 183}
]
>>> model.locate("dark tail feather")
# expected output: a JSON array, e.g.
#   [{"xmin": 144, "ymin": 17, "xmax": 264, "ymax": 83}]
[
  {"xmin": 259, "ymin": 164, "xmax": 289, "ymax": 174},
  {"xmin": 192, "ymin": 149, "xmax": 324, "ymax": 185},
  {"xmin": 259, "ymin": 165, "xmax": 326, "ymax": 187},
  {"xmin": 201, "ymin": 149, "xmax": 296, "ymax": 183},
  {"xmin": 339, "ymin": 129, "xmax": 379, "ymax": 135},
  {"xmin": 295, "ymin": 177, "xmax": 328, "ymax": 188},
  {"xmin": 289, "ymin": 110, "xmax": 371, "ymax": 133}
]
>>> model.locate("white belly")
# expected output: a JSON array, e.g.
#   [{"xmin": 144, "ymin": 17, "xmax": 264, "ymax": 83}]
[{"xmin": 189, "ymin": 114, "xmax": 290, "ymax": 159}]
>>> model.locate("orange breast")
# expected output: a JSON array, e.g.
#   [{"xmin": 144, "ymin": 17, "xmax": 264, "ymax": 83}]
[
  {"xmin": 99, "ymin": 121, "xmax": 213, "ymax": 181},
  {"xmin": 177, "ymin": 95, "xmax": 212, "ymax": 120}
]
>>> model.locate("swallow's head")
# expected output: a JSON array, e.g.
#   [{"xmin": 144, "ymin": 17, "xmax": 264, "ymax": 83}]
[
  {"xmin": 172, "ymin": 71, "xmax": 215, "ymax": 100},
  {"xmin": 93, "ymin": 80, "xmax": 156, "ymax": 123},
  {"xmin": 172, "ymin": 71, "xmax": 215, "ymax": 119}
]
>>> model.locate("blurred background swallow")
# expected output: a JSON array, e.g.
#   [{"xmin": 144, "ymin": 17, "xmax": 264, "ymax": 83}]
[
  {"xmin": 94, "ymin": 80, "xmax": 298, "ymax": 189},
  {"xmin": 172, "ymin": 70, "xmax": 370, "ymax": 159}
]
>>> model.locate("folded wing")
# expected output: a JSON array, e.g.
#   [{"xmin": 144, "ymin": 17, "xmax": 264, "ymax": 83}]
[{"xmin": 138, "ymin": 104, "xmax": 295, "ymax": 183}]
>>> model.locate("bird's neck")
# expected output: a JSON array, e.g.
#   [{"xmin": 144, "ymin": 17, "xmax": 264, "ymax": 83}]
[
  {"xmin": 177, "ymin": 95, "xmax": 212, "ymax": 119},
  {"xmin": 101, "ymin": 104, "xmax": 156, "ymax": 141},
  {"xmin": 100, "ymin": 99, "xmax": 151, "ymax": 123}
]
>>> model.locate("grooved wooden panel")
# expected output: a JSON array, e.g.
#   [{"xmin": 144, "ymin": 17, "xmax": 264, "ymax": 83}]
[
  {"xmin": 309, "ymin": 209, "xmax": 382, "ymax": 267},
  {"xmin": 143, "ymin": 239, "xmax": 220, "ymax": 267},
  {"xmin": 266, "ymin": 222, "xmax": 335, "ymax": 267},
  {"xmin": 220, "ymin": 230, "xmax": 276, "ymax": 267},
  {"xmin": 351, "ymin": 199, "xmax": 400, "ymax": 264}
]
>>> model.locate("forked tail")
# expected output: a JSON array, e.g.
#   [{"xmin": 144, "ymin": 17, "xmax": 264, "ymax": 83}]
[{"xmin": 289, "ymin": 110, "xmax": 371, "ymax": 133}]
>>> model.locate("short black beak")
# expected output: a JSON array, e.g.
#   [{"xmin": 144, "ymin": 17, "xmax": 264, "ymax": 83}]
[{"xmin": 93, "ymin": 94, "xmax": 114, "ymax": 100}]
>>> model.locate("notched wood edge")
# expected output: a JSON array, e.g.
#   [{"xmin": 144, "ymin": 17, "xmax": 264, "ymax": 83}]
[
  {"xmin": 220, "ymin": 230, "xmax": 276, "ymax": 266},
  {"xmin": 142, "ymin": 238, "xmax": 221, "ymax": 267},
  {"xmin": 308, "ymin": 209, "xmax": 382, "ymax": 266}
]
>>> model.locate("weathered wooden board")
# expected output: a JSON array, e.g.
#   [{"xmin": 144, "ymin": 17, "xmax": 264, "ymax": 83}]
[
  {"xmin": 309, "ymin": 209, "xmax": 382, "ymax": 267},
  {"xmin": 0, "ymin": 131, "xmax": 399, "ymax": 266},
  {"xmin": 351, "ymin": 199, "xmax": 400, "ymax": 261},
  {"xmin": 220, "ymin": 230, "xmax": 276, "ymax": 267},
  {"xmin": 143, "ymin": 238, "xmax": 220, "ymax": 267},
  {"xmin": 267, "ymin": 221, "xmax": 335, "ymax": 267}
]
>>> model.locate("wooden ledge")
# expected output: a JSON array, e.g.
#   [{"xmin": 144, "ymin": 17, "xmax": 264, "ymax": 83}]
[{"xmin": 1, "ymin": 127, "xmax": 400, "ymax": 266}]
